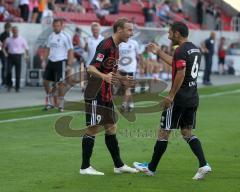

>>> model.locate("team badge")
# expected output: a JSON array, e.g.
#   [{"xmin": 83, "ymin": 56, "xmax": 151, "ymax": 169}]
[{"xmin": 96, "ymin": 53, "xmax": 105, "ymax": 62}]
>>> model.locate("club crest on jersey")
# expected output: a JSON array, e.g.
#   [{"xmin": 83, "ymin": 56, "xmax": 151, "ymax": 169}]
[{"xmin": 96, "ymin": 53, "xmax": 105, "ymax": 62}]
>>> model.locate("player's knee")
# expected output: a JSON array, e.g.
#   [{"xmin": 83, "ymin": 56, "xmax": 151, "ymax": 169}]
[
  {"xmin": 85, "ymin": 125, "xmax": 101, "ymax": 136},
  {"xmin": 158, "ymin": 129, "xmax": 171, "ymax": 140},
  {"xmin": 104, "ymin": 124, "xmax": 117, "ymax": 135},
  {"xmin": 181, "ymin": 128, "xmax": 193, "ymax": 142}
]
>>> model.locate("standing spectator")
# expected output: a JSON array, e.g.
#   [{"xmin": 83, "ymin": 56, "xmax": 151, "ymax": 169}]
[
  {"xmin": 84, "ymin": 22, "xmax": 104, "ymax": 88},
  {"xmin": 0, "ymin": 22, "xmax": 11, "ymax": 87},
  {"xmin": 43, "ymin": 19, "xmax": 73, "ymax": 112},
  {"xmin": 5, "ymin": 26, "xmax": 29, "ymax": 92},
  {"xmin": 36, "ymin": 0, "xmax": 46, "ymax": 23},
  {"xmin": 196, "ymin": 0, "xmax": 203, "ymax": 28},
  {"xmin": 218, "ymin": 37, "xmax": 226, "ymax": 75},
  {"xmin": 29, "ymin": 0, "xmax": 39, "ymax": 23},
  {"xmin": 202, "ymin": 31, "xmax": 216, "ymax": 85},
  {"xmin": 84, "ymin": 22, "xmax": 104, "ymax": 67},
  {"xmin": 72, "ymin": 27, "xmax": 85, "ymax": 65},
  {"xmin": 19, "ymin": 0, "xmax": 30, "ymax": 22},
  {"xmin": 141, "ymin": 1, "xmax": 156, "ymax": 27},
  {"xmin": 72, "ymin": 27, "xmax": 85, "ymax": 88}
]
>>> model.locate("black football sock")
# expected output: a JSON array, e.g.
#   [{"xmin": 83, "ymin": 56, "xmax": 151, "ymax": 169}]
[
  {"xmin": 105, "ymin": 134, "xmax": 124, "ymax": 168},
  {"xmin": 185, "ymin": 135, "xmax": 207, "ymax": 167},
  {"xmin": 148, "ymin": 139, "xmax": 168, "ymax": 172},
  {"xmin": 81, "ymin": 134, "xmax": 95, "ymax": 169}
]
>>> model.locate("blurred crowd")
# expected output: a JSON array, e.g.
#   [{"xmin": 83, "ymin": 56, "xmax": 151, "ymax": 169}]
[{"xmin": 0, "ymin": 0, "xmax": 237, "ymax": 30}]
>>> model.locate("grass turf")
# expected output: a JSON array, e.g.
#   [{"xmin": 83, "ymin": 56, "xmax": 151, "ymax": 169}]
[{"xmin": 0, "ymin": 84, "xmax": 240, "ymax": 192}]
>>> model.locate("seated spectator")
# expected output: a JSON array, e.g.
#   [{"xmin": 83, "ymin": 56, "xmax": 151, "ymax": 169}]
[
  {"xmin": 29, "ymin": 0, "xmax": 39, "ymax": 23},
  {"xmin": 91, "ymin": 0, "xmax": 111, "ymax": 16},
  {"xmin": 66, "ymin": 0, "xmax": 86, "ymax": 13},
  {"xmin": 156, "ymin": 0, "xmax": 172, "ymax": 23},
  {"xmin": 0, "ymin": 1, "xmax": 23, "ymax": 22}
]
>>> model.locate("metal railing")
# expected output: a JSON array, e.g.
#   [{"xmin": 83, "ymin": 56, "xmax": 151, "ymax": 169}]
[{"xmin": 231, "ymin": 17, "xmax": 240, "ymax": 31}]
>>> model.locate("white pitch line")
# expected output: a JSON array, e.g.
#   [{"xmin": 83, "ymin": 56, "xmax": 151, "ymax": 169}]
[
  {"xmin": 0, "ymin": 111, "xmax": 80, "ymax": 124},
  {"xmin": 200, "ymin": 89, "xmax": 240, "ymax": 98},
  {"xmin": 0, "ymin": 89, "xmax": 240, "ymax": 124}
]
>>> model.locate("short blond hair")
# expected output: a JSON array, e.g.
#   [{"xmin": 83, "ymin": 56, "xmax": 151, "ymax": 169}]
[
  {"xmin": 91, "ymin": 22, "xmax": 101, "ymax": 28},
  {"xmin": 113, "ymin": 17, "xmax": 131, "ymax": 33}
]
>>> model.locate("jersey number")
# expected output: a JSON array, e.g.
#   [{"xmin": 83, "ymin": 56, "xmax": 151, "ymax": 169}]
[{"xmin": 191, "ymin": 56, "xmax": 199, "ymax": 78}]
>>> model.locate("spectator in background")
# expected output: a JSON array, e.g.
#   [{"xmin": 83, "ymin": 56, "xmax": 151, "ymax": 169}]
[
  {"xmin": 36, "ymin": 0, "xmax": 46, "ymax": 23},
  {"xmin": 29, "ymin": 0, "xmax": 39, "ymax": 23},
  {"xmin": 196, "ymin": 0, "xmax": 203, "ymax": 28},
  {"xmin": 218, "ymin": 37, "xmax": 226, "ymax": 75},
  {"xmin": 72, "ymin": 27, "xmax": 85, "ymax": 88},
  {"xmin": 66, "ymin": 0, "xmax": 86, "ymax": 13},
  {"xmin": 5, "ymin": 26, "xmax": 29, "ymax": 92},
  {"xmin": 202, "ymin": 31, "xmax": 216, "ymax": 86},
  {"xmin": 0, "ymin": 22, "xmax": 11, "ymax": 87},
  {"xmin": 91, "ymin": 0, "xmax": 110, "ymax": 17},
  {"xmin": 156, "ymin": 0, "xmax": 172, "ymax": 25},
  {"xmin": 19, "ymin": 0, "xmax": 30, "ymax": 22},
  {"xmin": 214, "ymin": 8, "xmax": 221, "ymax": 30},
  {"xmin": 0, "ymin": 0, "xmax": 23, "ymax": 22},
  {"xmin": 84, "ymin": 22, "xmax": 104, "ymax": 68},
  {"xmin": 109, "ymin": 0, "xmax": 120, "ymax": 14},
  {"xmin": 141, "ymin": 1, "xmax": 156, "ymax": 27}
]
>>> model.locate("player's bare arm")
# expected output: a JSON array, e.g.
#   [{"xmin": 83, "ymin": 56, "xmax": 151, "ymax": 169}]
[
  {"xmin": 148, "ymin": 43, "xmax": 173, "ymax": 66},
  {"xmin": 67, "ymin": 48, "xmax": 74, "ymax": 67},
  {"xmin": 161, "ymin": 68, "xmax": 186, "ymax": 109},
  {"xmin": 87, "ymin": 65, "xmax": 117, "ymax": 84}
]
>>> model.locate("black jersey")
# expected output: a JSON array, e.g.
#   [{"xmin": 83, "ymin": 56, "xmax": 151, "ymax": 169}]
[
  {"xmin": 84, "ymin": 36, "xmax": 119, "ymax": 102},
  {"xmin": 172, "ymin": 42, "xmax": 201, "ymax": 107}
]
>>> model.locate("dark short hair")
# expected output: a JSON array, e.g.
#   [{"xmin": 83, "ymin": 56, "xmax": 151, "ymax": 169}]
[
  {"xmin": 113, "ymin": 17, "xmax": 131, "ymax": 33},
  {"xmin": 4, "ymin": 22, "xmax": 11, "ymax": 30},
  {"xmin": 53, "ymin": 18, "xmax": 64, "ymax": 24},
  {"xmin": 170, "ymin": 21, "xmax": 189, "ymax": 38}
]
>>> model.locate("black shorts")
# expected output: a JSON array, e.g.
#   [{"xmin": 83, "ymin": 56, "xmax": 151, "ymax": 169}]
[
  {"xmin": 85, "ymin": 99, "xmax": 116, "ymax": 126},
  {"xmin": 43, "ymin": 60, "xmax": 66, "ymax": 82},
  {"xmin": 218, "ymin": 57, "xmax": 225, "ymax": 65},
  {"xmin": 160, "ymin": 103, "xmax": 197, "ymax": 130}
]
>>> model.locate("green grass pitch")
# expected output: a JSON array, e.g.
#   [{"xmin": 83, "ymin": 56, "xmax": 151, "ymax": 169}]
[{"xmin": 0, "ymin": 84, "xmax": 240, "ymax": 192}]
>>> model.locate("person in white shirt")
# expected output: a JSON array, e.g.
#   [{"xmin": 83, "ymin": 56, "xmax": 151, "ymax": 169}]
[
  {"xmin": 118, "ymin": 38, "xmax": 140, "ymax": 112},
  {"xmin": 43, "ymin": 18, "xmax": 73, "ymax": 112},
  {"xmin": 83, "ymin": 22, "xmax": 104, "ymax": 88},
  {"xmin": 85, "ymin": 22, "xmax": 104, "ymax": 67},
  {"xmin": 4, "ymin": 26, "xmax": 29, "ymax": 92}
]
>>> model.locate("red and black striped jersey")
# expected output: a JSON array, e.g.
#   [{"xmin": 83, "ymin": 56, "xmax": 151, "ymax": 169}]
[{"xmin": 85, "ymin": 36, "xmax": 119, "ymax": 102}]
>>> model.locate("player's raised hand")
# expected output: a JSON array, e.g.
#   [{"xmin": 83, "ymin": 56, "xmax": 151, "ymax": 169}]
[{"xmin": 147, "ymin": 43, "xmax": 160, "ymax": 54}]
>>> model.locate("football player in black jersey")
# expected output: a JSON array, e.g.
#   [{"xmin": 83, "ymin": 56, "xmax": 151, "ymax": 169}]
[{"xmin": 134, "ymin": 21, "xmax": 212, "ymax": 180}]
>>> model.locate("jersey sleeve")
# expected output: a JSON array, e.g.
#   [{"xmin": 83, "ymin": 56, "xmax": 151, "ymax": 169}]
[
  {"xmin": 65, "ymin": 33, "xmax": 74, "ymax": 50},
  {"xmin": 89, "ymin": 42, "xmax": 108, "ymax": 69},
  {"xmin": 175, "ymin": 47, "xmax": 187, "ymax": 70}
]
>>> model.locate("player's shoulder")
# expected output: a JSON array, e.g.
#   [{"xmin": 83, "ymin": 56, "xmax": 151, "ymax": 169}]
[
  {"xmin": 61, "ymin": 31, "xmax": 71, "ymax": 40},
  {"xmin": 128, "ymin": 39, "xmax": 138, "ymax": 46},
  {"xmin": 97, "ymin": 36, "xmax": 112, "ymax": 49},
  {"xmin": 179, "ymin": 42, "xmax": 197, "ymax": 52}
]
